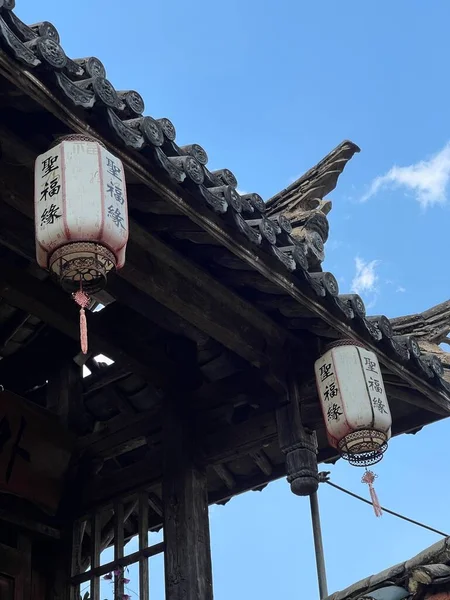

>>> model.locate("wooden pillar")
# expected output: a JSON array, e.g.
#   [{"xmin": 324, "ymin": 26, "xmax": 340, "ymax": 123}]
[
  {"xmin": 162, "ymin": 393, "xmax": 213, "ymax": 600},
  {"xmin": 276, "ymin": 375, "xmax": 318, "ymax": 496},
  {"xmin": 46, "ymin": 361, "xmax": 86, "ymax": 433}
]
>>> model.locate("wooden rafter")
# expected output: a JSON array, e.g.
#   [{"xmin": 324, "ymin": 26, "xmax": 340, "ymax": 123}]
[
  {"xmin": 0, "ymin": 54, "xmax": 445, "ymax": 411},
  {"xmin": 0, "ymin": 143, "xmax": 294, "ymax": 393}
]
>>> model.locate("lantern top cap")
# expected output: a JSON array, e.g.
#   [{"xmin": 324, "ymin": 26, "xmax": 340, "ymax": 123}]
[
  {"xmin": 49, "ymin": 134, "xmax": 106, "ymax": 149},
  {"xmin": 325, "ymin": 339, "xmax": 368, "ymax": 352}
]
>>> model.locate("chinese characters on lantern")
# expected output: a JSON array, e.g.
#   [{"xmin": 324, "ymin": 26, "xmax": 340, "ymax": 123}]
[
  {"xmin": 104, "ymin": 155, "xmax": 127, "ymax": 231},
  {"xmin": 35, "ymin": 140, "xmax": 129, "ymax": 271},
  {"xmin": 317, "ymin": 358, "xmax": 343, "ymax": 424},
  {"xmin": 314, "ymin": 343, "xmax": 392, "ymax": 464},
  {"xmin": 363, "ymin": 356, "xmax": 388, "ymax": 415},
  {"xmin": 38, "ymin": 152, "xmax": 62, "ymax": 227}
]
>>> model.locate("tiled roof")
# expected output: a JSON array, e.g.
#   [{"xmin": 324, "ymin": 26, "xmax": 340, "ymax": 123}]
[
  {"xmin": 0, "ymin": 1, "xmax": 448, "ymax": 403},
  {"xmin": 327, "ymin": 537, "xmax": 450, "ymax": 600}
]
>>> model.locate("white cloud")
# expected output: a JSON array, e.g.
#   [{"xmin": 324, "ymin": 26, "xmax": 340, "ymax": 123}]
[
  {"xmin": 396, "ymin": 285, "xmax": 406, "ymax": 293},
  {"xmin": 351, "ymin": 257, "xmax": 380, "ymax": 307},
  {"xmin": 361, "ymin": 142, "xmax": 450, "ymax": 208}
]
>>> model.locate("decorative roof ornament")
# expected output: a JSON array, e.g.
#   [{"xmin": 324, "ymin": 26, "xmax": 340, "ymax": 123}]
[
  {"xmin": 267, "ymin": 140, "xmax": 360, "ymax": 271},
  {"xmin": 34, "ymin": 134, "xmax": 129, "ymax": 354}
]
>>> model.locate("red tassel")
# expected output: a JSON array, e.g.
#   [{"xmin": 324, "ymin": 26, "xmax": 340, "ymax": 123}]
[
  {"xmin": 73, "ymin": 287, "xmax": 90, "ymax": 355},
  {"xmin": 362, "ymin": 470, "xmax": 382, "ymax": 517}
]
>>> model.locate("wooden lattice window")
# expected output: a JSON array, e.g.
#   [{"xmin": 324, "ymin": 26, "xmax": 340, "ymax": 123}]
[{"xmin": 70, "ymin": 492, "xmax": 164, "ymax": 600}]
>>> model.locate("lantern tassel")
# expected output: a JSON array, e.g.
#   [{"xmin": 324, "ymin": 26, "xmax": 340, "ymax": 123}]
[
  {"xmin": 73, "ymin": 286, "xmax": 90, "ymax": 355},
  {"xmin": 362, "ymin": 470, "xmax": 382, "ymax": 517},
  {"xmin": 79, "ymin": 307, "xmax": 88, "ymax": 355}
]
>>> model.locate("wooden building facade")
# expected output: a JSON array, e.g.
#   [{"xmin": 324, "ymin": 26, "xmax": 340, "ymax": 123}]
[{"xmin": 0, "ymin": 1, "xmax": 447, "ymax": 598}]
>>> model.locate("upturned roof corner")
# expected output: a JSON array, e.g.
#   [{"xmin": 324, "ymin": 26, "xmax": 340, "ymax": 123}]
[{"xmin": 267, "ymin": 140, "xmax": 360, "ymax": 271}]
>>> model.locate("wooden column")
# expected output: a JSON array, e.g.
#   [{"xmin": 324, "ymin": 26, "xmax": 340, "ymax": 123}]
[
  {"xmin": 276, "ymin": 375, "xmax": 318, "ymax": 496},
  {"xmin": 162, "ymin": 393, "xmax": 213, "ymax": 600},
  {"xmin": 46, "ymin": 360, "xmax": 86, "ymax": 433}
]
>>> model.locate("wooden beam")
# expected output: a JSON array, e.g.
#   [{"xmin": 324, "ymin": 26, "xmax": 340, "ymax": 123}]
[
  {"xmin": 0, "ymin": 57, "xmax": 447, "ymax": 409},
  {"xmin": 249, "ymin": 450, "xmax": 273, "ymax": 476},
  {"xmin": 46, "ymin": 360, "xmax": 85, "ymax": 432},
  {"xmin": 0, "ymin": 308, "xmax": 30, "ymax": 353},
  {"xmin": 0, "ymin": 257, "xmax": 192, "ymax": 393},
  {"xmin": 118, "ymin": 227, "xmax": 291, "ymax": 390},
  {"xmin": 138, "ymin": 492, "xmax": 149, "ymax": 600},
  {"xmin": 71, "ymin": 543, "xmax": 165, "ymax": 586},
  {"xmin": 162, "ymin": 393, "xmax": 214, "ymax": 600},
  {"xmin": 193, "ymin": 367, "xmax": 275, "ymax": 410},
  {"xmin": 83, "ymin": 364, "xmax": 131, "ymax": 395},
  {"xmin": 77, "ymin": 407, "xmax": 161, "ymax": 460},
  {"xmin": 213, "ymin": 464, "xmax": 236, "ymax": 490},
  {"xmin": 114, "ymin": 501, "xmax": 125, "ymax": 600},
  {"xmin": 0, "ymin": 156, "xmax": 292, "ymax": 392},
  {"xmin": 82, "ymin": 410, "xmax": 278, "ymax": 507},
  {"xmin": 148, "ymin": 492, "xmax": 163, "ymax": 517},
  {"xmin": 0, "ymin": 327, "xmax": 79, "ymax": 397}
]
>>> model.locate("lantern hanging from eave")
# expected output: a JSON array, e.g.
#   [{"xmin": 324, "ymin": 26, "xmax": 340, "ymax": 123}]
[
  {"xmin": 34, "ymin": 134, "xmax": 129, "ymax": 354},
  {"xmin": 314, "ymin": 340, "xmax": 392, "ymax": 467}
]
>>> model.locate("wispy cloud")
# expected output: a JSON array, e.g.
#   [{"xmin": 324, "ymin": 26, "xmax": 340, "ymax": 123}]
[
  {"xmin": 396, "ymin": 285, "xmax": 406, "ymax": 293},
  {"xmin": 361, "ymin": 142, "xmax": 450, "ymax": 208},
  {"xmin": 351, "ymin": 257, "xmax": 380, "ymax": 307}
]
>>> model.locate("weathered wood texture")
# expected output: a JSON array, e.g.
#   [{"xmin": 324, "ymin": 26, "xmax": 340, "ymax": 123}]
[
  {"xmin": 276, "ymin": 375, "xmax": 318, "ymax": 496},
  {"xmin": 391, "ymin": 301, "xmax": 450, "ymax": 344},
  {"xmin": 163, "ymin": 393, "xmax": 213, "ymax": 600},
  {"xmin": 266, "ymin": 141, "xmax": 360, "ymax": 270},
  {"xmin": 0, "ymin": 5, "xmax": 446, "ymax": 549},
  {"xmin": 0, "ymin": 154, "xmax": 292, "ymax": 393},
  {"xmin": 391, "ymin": 301, "xmax": 450, "ymax": 381},
  {"xmin": 0, "ymin": 36, "xmax": 444, "ymax": 413}
]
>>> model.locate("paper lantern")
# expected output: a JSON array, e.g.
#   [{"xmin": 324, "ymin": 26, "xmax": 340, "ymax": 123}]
[
  {"xmin": 34, "ymin": 134, "xmax": 129, "ymax": 353},
  {"xmin": 314, "ymin": 340, "xmax": 392, "ymax": 467}
]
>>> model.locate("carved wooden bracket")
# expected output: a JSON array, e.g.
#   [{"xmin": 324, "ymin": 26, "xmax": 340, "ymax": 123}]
[{"xmin": 276, "ymin": 376, "xmax": 319, "ymax": 496}]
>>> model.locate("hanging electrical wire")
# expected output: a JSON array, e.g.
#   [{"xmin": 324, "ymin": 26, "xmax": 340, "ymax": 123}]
[{"xmin": 319, "ymin": 472, "xmax": 448, "ymax": 538}]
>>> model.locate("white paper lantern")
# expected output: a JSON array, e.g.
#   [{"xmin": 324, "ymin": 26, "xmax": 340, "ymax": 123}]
[
  {"xmin": 314, "ymin": 340, "xmax": 392, "ymax": 466},
  {"xmin": 34, "ymin": 134, "xmax": 128, "ymax": 294},
  {"xmin": 34, "ymin": 134, "xmax": 129, "ymax": 354}
]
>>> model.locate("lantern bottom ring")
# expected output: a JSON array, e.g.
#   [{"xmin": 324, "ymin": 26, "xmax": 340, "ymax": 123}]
[
  {"xmin": 49, "ymin": 242, "xmax": 116, "ymax": 294},
  {"xmin": 338, "ymin": 429, "xmax": 388, "ymax": 467}
]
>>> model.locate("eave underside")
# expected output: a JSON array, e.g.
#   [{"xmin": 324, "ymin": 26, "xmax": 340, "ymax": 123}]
[{"xmin": 0, "ymin": 23, "xmax": 446, "ymax": 547}]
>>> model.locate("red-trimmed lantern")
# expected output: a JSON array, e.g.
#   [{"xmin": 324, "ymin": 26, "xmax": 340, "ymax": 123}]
[{"xmin": 34, "ymin": 134, "xmax": 129, "ymax": 353}]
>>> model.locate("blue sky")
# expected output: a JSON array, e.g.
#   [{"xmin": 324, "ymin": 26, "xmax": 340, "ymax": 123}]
[{"xmin": 16, "ymin": 0, "xmax": 450, "ymax": 597}]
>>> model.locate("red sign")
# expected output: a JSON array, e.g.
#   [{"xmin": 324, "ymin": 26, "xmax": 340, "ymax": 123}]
[{"xmin": 0, "ymin": 391, "xmax": 74, "ymax": 515}]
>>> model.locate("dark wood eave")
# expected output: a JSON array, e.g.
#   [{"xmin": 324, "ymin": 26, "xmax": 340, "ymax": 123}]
[
  {"xmin": 0, "ymin": 2, "xmax": 446, "ymax": 533},
  {"xmin": 0, "ymin": 23, "xmax": 445, "ymax": 412},
  {"xmin": 391, "ymin": 300, "xmax": 450, "ymax": 382}
]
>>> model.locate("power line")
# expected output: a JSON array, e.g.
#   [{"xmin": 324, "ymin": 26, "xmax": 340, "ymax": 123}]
[{"xmin": 322, "ymin": 477, "xmax": 448, "ymax": 538}]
